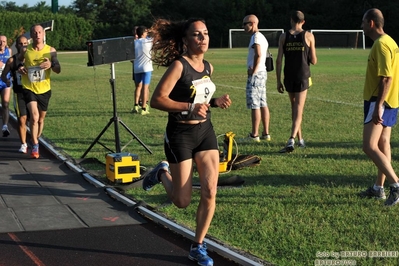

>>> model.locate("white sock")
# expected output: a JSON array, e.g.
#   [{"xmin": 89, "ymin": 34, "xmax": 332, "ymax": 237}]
[{"xmin": 373, "ymin": 184, "xmax": 383, "ymax": 190}]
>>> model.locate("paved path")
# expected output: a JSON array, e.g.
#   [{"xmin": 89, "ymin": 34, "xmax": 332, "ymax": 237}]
[{"xmin": 0, "ymin": 112, "xmax": 265, "ymax": 265}]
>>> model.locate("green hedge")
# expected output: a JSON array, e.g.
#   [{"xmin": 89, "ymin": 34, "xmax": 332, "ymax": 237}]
[{"xmin": 0, "ymin": 11, "xmax": 93, "ymax": 50}]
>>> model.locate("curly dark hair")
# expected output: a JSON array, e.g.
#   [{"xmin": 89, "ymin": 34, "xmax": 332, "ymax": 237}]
[{"xmin": 150, "ymin": 18, "xmax": 206, "ymax": 67}]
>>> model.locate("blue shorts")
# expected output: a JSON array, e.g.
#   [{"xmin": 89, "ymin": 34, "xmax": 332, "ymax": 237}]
[
  {"xmin": 134, "ymin": 72, "xmax": 152, "ymax": 85},
  {"xmin": 364, "ymin": 101, "xmax": 398, "ymax": 127},
  {"xmin": 0, "ymin": 73, "xmax": 11, "ymax": 90},
  {"xmin": 246, "ymin": 71, "xmax": 267, "ymax": 109}
]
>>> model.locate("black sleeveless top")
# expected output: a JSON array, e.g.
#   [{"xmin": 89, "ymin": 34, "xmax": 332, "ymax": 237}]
[
  {"xmin": 283, "ymin": 31, "xmax": 311, "ymax": 81},
  {"xmin": 10, "ymin": 54, "xmax": 24, "ymax": 93},
  {"xmin": 168, "ymin": 57, "xmax": 213, "ymax": 122}
]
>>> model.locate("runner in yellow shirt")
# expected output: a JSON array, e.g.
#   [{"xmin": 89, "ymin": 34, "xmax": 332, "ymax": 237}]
[{"xmin": 18, "ymin": 24, "xmax": 61, "ymax": 158}]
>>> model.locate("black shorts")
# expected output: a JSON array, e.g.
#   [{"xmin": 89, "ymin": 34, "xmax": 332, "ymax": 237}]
[
  {"xmin": 284, "ymin": 78, "xmax": 310, "ymax": 93},
  {"xmin": 164, "ymin": 119, "xmax": 218, "ymax": 163},
  {"xmin": 23, "ymin": 89, "xmax": 52, "ymax": 112},
  {"xmin": 13, "ymin": 92, "xmax": 29, "ymax": 118}
]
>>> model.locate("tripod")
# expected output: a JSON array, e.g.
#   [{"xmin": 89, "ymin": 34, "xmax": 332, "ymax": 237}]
[{"xmin": 81, "ymin": 63, "xmax": 152, "ymax": 158}]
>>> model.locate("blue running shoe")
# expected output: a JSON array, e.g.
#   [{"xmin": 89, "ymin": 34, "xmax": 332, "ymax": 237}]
[
  {"xmin": 188, "ymin": 243, "xmax": 214, "ymax": 266},
  {"xmin": 142, "ymin": 161, "xmax": 169, "ymax": 191}
]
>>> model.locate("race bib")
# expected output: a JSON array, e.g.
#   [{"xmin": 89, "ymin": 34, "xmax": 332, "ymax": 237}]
[
  {"xmin": 27, "ymin": 66, "xmax": 46, "ymax": 83},
  {"xmin": 192, "ymin": 77, "xmax": 215, "ymax": 104},
  {"xmin": 16, "ymin": 73, "xmax": 22, "ymax": 85}
]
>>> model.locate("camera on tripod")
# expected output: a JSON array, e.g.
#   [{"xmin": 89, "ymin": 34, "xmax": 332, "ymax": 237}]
[
  {"xmin": 84, "ymin": 36, "xmax": 152, "ymax": 184},
  {"xmin": 86, "ymin": 36, "xmax": 135, "ymax": 66}
]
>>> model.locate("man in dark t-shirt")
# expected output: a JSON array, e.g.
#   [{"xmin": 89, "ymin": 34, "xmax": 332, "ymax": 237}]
[{"xmin": 1, "ymin": 35, "xmax": 29, "ymax": 153}]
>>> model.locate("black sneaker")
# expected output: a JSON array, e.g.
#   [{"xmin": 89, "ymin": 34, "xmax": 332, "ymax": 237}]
[
  {"xmin": 2, "ymin": 125, "xmax": 10, "ymax": 137},
  {"xmin": 384, "ymin": 187, "xmax": 399, "ymax": 206},
  {"xmin": 142, "ymin": 161, "xmax": 169, "ymax": 191},
  {"xmin": 279, "ymin": 138, "xmax": 295, "ymax": 153},
  {"xmin": 359, "ymin": 186, "xmax": 386, "ymax": 200}
]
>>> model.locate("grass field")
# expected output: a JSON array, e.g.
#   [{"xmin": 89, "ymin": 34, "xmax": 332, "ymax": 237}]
[{"xmin": 40, "ymin": 48, "xmax": 399, "ymax": 265}]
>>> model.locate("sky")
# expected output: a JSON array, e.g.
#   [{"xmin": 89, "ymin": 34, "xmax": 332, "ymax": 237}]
[{"xmin": 11, "ymin": 0, "xmax": 73, "ymax": 7}]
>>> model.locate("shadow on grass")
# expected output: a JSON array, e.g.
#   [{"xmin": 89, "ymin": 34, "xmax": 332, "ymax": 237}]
[{"xmin": 245, "ymin": 173, "xmax": 372, "ymax": 188}]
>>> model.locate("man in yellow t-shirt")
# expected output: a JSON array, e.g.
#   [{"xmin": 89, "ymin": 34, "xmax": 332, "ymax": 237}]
[
  {"xmin": 359, "ymin": 8, "xmax": 399, "ymax": 206},
  {"xmin": 18, "ymin": 24, "xmax": 61, "ymax": 159}
]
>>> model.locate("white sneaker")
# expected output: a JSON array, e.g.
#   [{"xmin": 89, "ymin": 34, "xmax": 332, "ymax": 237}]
[
  {"xmin": 247, "ymin": 133, "xmax": 260, "ymax": 142},
  {"xmin": 19, "ymin": 143, "xmax": 28, "ymax": 154},
  {"xmin": 131, "ymin": 105, "xmax": 140, "ymax": 114},
  {"xmin": 298, "ymin": 139, "xmax": 306, "ymax": 148},
  {"xmin": 140, "ymin": 109, "xmax": 150, "ymax": 115},
  {"xmin": 260, "ymin": 134, "xmax": 271, "ymax": 141}
]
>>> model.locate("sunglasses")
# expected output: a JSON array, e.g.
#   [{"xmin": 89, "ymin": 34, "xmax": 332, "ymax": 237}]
[{"xmin": 242, "ymin": 22, "xmax": 252, "ymax": 26}]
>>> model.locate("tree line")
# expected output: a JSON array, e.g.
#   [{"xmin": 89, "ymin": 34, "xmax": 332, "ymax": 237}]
[{"xmin": 1, "ymin": 0, "xmax": 398, "ymax": 50}]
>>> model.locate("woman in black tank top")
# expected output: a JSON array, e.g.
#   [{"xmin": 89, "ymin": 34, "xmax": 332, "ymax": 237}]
[
  {"xmin": 276, "ymin": 10, "xmax": 317, "ymax": 153},
  {"xmin": 142, "ymin": 18, "xmax": 231, "ymax": 266}
]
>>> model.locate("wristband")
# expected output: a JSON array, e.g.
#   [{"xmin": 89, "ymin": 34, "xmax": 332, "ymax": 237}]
[
  {"xmin": 189, "ymin": 103, "xmax": 195, "ymax": 113},
  {"xmin": 209, "ymin": 98, "xmax": 217, "ymax": 108},
  {"xmin": 17, "ymin": 63, "xmax": 24, "ymax": 69},
  {"xmin": 182, "ymin": 103, "xmax": 194, "ymax": 115}
]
